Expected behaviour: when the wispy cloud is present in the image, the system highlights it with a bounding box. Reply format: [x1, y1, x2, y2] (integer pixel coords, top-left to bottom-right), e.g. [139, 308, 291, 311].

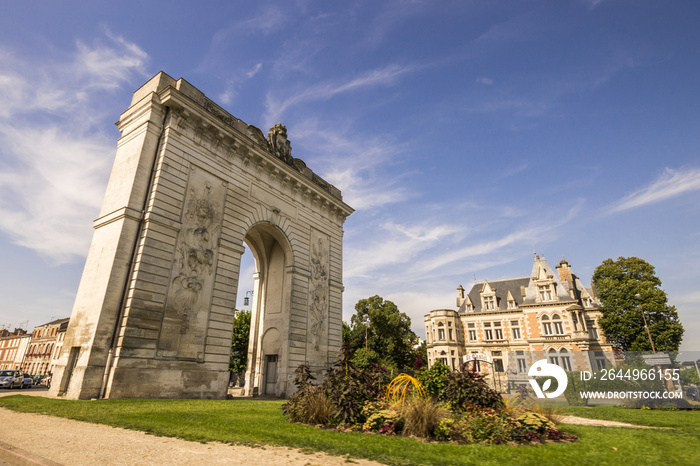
[345, 221, 462, 278]
[290, 119, 412, 210]
[264, 64, 414, 125]
[212, 6, 286, 43]
[476, 76, 493, 85]
[0, 33, 149, 263]
[219, 62, 264, 105]
[358, 198, 585, 281]
[608, 167, 700, 213]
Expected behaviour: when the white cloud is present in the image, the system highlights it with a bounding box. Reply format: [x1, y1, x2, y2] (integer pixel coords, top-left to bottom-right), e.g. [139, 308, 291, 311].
[608, 167, 700, 213]
[345, 221, 462, 278]
[476, 76, 493, 85]
[247, 62, 263, 79]
[74, 32, 148, 91]
[219, 63, 264, 106]
[264, 64, 414, 125]
[290, 119, 412, 210]
[0, 33, 149, 263]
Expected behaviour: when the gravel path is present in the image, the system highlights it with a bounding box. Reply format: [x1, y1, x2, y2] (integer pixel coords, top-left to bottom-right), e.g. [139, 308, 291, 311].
[558, 415, 661, 428]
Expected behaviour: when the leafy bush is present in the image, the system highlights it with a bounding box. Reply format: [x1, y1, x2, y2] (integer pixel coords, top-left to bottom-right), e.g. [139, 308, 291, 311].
[361, 400, 403, 434]
[442, 363, 504, 413]
[416, 362, 450, 399]
[352, 347, 380, 369]
[321, 347, 389, 425]
[516, 412, 555, 434]
[437, 409, 518, 444]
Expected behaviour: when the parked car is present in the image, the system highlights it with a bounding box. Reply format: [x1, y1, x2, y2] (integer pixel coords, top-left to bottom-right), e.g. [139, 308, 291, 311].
[22, 373, 33, 389]
[0, 370, 23, 389]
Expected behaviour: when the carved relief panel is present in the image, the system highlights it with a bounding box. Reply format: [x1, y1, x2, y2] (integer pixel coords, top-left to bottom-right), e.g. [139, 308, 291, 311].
[158, 167, 226, 360]
[308, 230, 330, 351]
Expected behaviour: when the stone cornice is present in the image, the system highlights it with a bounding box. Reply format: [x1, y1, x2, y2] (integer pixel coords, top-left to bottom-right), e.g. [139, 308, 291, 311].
[152, 85, 354, 223]
[93, 207, 142, 229]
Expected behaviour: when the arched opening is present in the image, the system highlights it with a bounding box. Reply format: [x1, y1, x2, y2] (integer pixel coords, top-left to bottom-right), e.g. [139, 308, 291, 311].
[239, 222, 293, 397]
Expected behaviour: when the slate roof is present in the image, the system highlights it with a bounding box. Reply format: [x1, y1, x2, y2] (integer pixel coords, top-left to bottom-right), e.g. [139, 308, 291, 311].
[460, 255, 592, 313]
[465, 277, 530, 313]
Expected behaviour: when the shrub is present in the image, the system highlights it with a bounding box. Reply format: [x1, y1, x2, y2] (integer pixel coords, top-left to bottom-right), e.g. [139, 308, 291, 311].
[416, 362, 450, 400]
[516, 412, 555, 434]
[282, 365, 319, 423]
[444, 410, 518, 444]
[321, 347, 389, 425]
[304, 387, 336, 425]
[400, 397, 448, 438]
[442, 363, 504, 413]
[352, 347, 380, 369]
[362, 401, 403, 433]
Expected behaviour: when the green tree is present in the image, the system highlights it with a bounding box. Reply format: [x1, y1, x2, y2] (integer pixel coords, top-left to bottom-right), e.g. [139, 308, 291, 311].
[342, 320, 352, 346]
[347, 295, 420, 371]
[592, 256, 683, 352]
[229, 310, 251, 376]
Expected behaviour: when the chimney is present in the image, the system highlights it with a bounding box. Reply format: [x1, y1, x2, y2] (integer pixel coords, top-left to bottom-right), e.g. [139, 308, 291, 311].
[556, 258, 572, 283]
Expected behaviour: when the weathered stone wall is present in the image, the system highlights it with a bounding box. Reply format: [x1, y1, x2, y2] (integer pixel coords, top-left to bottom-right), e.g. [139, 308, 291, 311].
[50, 72, 353, 399]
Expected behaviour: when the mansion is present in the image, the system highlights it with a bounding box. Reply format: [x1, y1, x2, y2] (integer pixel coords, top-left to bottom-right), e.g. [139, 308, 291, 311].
[424, 255, 614, 392]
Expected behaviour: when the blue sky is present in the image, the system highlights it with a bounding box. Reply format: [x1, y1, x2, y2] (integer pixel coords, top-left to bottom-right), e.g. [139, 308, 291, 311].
[1, 1, 698, 350]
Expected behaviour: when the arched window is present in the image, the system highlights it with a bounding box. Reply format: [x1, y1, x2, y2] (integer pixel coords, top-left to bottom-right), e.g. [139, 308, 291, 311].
[559, 348, 572, 371]
[547, 348, 559, 365]
[541, 315, 552, 335]
[437, 322, 446, 340]
[552, 314, 563, 334]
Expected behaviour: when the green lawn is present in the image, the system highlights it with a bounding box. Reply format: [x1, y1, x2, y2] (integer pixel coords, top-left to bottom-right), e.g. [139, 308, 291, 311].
[0, 396, 698, 465]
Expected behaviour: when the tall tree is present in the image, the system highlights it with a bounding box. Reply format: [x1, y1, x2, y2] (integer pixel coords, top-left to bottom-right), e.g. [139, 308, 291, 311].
[592, 256, 683, 352]
[229, 310, 251, 376]
[347, 295, 420, 371]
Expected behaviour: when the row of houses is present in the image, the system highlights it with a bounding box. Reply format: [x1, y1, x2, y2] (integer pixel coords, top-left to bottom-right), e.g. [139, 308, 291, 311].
[424, 255, 615, 392]
[0, 318, 69, 376]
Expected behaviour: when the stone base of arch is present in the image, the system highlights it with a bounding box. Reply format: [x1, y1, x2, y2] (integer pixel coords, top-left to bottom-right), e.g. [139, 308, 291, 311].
[49, 72, 353, 400]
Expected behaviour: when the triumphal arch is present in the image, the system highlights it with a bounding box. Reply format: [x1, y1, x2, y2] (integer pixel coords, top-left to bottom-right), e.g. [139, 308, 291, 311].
[49, 72, 353, 399]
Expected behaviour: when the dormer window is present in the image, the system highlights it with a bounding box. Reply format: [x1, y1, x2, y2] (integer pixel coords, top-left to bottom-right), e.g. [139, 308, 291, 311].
[506, 290, 517, 309]
[538, 284, 553, 301]
[480, 281, 497, 311]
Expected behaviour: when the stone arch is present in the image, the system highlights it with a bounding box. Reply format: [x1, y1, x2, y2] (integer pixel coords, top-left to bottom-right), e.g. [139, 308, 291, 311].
[241, 222, 293, 396]
[49, 73, 353, 400]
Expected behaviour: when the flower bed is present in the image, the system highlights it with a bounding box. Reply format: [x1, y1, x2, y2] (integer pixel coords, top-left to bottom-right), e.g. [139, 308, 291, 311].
[282, 352, 577, 445]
